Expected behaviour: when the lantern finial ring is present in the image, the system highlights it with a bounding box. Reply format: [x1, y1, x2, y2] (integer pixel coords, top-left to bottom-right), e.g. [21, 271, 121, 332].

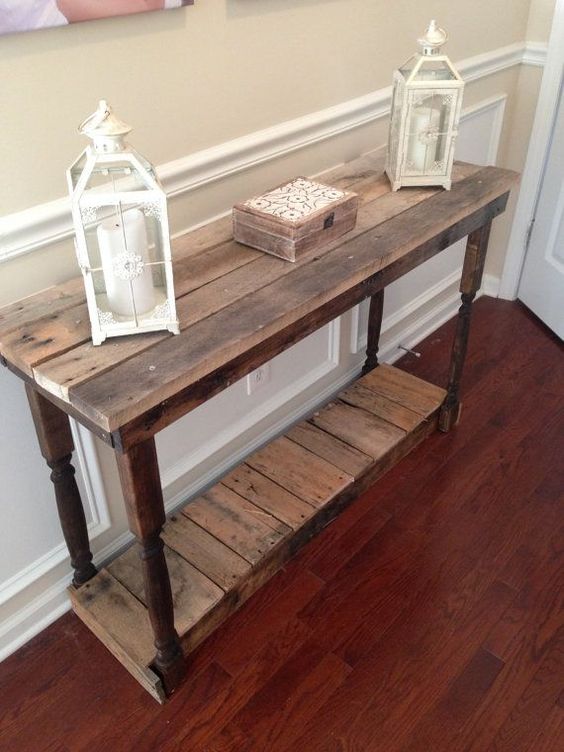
[78, 100, 132, 140]
[418, 20, 448, 55]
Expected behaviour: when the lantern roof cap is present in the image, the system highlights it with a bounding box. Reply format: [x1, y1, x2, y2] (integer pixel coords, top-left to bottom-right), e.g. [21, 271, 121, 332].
[79, 100, 132, 140]
[418, 20, 448, 55]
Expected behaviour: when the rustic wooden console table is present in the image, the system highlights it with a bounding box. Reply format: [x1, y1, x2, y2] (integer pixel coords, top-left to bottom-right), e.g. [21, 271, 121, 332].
[0, 155, 517, 702]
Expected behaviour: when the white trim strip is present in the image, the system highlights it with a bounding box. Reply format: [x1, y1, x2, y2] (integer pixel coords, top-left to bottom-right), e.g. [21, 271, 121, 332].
[0, 41, 546, 266]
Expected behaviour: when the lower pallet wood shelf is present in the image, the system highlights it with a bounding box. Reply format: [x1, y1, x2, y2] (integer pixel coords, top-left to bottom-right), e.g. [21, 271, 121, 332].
[69, 364, 446, 701]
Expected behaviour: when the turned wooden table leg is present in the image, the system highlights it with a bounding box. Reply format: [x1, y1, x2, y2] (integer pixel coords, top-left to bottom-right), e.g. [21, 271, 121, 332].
[115, 437, 185, 694]
[25, 385, 97, 587]
[362, 289, 385, 375]
[439, 221, 492, 432]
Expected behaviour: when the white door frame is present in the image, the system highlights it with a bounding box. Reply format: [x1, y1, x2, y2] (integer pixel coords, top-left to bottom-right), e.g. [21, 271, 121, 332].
[499, 0, 564, 299]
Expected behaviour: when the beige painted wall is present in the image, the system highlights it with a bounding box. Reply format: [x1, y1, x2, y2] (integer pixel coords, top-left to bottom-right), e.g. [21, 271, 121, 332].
[527, 0, 556, 39]
[0, 0, 531, 213]
[0, 0, 541, 307]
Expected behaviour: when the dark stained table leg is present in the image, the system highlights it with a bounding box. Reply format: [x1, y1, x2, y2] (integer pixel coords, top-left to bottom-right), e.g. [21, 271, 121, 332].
[115, 437, 186, 694]
[362, 289, 385, 375]
[439, 221, 492, 432]
[25, 384, 98, 587]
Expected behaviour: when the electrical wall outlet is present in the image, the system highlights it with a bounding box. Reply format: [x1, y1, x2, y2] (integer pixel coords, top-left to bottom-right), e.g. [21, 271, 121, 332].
[246, 364, 271, 395]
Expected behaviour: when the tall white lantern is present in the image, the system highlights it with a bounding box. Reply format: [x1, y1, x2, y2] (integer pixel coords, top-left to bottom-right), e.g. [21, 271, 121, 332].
[68, 101, 180, 346]
[386, 21, 464, 192]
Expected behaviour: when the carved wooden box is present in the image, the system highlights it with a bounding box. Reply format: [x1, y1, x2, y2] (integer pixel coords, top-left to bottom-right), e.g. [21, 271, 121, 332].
[233, 177, 359, 262]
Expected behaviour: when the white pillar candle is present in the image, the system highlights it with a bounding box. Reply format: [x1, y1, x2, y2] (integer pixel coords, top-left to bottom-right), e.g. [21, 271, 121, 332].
[97, 208, 155, 318]
[408, 108, 440, 172]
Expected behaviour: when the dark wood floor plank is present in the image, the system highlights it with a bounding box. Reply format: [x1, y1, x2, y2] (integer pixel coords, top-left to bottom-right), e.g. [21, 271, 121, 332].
[208, 643, 351, 752]
[0, 299, 562, 752]
[523, 698, 564, 752]
[398, 648, 505, 752]
[212, 568, 324, 678]
[485, 637, 564, 752]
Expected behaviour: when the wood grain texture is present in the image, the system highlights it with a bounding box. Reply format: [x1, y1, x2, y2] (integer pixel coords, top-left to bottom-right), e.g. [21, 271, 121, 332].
[310, 400, 407, 458]
[181, 485, 290, 565]
[246, 436, 353, 507]
[221, 464, 317, 529]
[1, 299, 560, 750]
[362, 362, 447, 417]
[67, 166, 513, 437]
[162, 514, 251, 591]
[0, 157, 516, 445]
[285, 421, 373, 478]
[65, 364, 443, 700]
[68, 571, 165, 703]
[108, 545, 224, 636]
[16, 155, 400, 396]
[339, 380, 424, 431]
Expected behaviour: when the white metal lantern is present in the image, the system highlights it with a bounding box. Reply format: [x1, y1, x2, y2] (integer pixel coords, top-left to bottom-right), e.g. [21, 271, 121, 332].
[68, 100, 180, 346]
[386, 21, 464, 192]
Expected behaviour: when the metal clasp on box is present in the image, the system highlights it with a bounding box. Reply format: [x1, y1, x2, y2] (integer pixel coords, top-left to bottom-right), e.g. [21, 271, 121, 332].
[324, 212, 335, 230]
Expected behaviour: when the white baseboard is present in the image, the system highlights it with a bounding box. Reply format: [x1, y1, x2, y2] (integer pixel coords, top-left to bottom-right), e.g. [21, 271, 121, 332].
[0, 41, 546, 265]
[481, 273, 501, 298]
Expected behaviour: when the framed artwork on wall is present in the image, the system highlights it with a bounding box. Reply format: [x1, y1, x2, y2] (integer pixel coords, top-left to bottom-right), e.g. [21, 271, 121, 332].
[0, 0, 194, 37]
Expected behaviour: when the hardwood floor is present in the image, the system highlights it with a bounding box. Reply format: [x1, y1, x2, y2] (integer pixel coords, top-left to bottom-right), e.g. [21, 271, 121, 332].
[0, 297, 562, 752]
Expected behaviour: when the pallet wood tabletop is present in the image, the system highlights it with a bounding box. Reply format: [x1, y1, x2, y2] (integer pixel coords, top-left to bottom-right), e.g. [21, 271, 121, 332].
[0, 154, 518, 447]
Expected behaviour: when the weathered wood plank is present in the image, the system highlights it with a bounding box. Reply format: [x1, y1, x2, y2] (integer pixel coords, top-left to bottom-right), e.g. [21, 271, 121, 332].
[63, 166, 515, 435]
[310, 400, 406, 459]
[107, 544, 224, 636]
[285, 421, 373, 478]
[221, 465, 317, 530]
[363, 363, 446, 417]
[12, 155, 388, 386]
[68, 570, 165, 702]
[162, 514, 251, 591]
[0, 278, 85, 338]
[0, 214, 235, 345]
[1, 240, 260, 378]
[339, 380, 424, 431]
[30, 162, 484, 407]
[246, 436, 353, 508]
[182, 485, 291, 565]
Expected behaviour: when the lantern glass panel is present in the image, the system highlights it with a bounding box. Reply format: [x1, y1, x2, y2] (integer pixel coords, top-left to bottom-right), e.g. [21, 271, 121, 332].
[404, 91, 454, 176]
[83, 200, 169, 325]
[414, 58, 457, 81]
[69, 152, 89, 192]
[387, 76, 405, 173]
[399, 55, 418, 79]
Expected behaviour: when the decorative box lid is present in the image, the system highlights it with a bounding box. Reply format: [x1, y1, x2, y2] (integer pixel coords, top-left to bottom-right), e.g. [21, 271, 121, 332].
[242, 178, 353, 225]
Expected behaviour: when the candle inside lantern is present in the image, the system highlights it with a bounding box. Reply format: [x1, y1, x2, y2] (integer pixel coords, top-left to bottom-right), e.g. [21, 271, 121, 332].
[97, 208, 155, 318]
[408, 108, 440, 172]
